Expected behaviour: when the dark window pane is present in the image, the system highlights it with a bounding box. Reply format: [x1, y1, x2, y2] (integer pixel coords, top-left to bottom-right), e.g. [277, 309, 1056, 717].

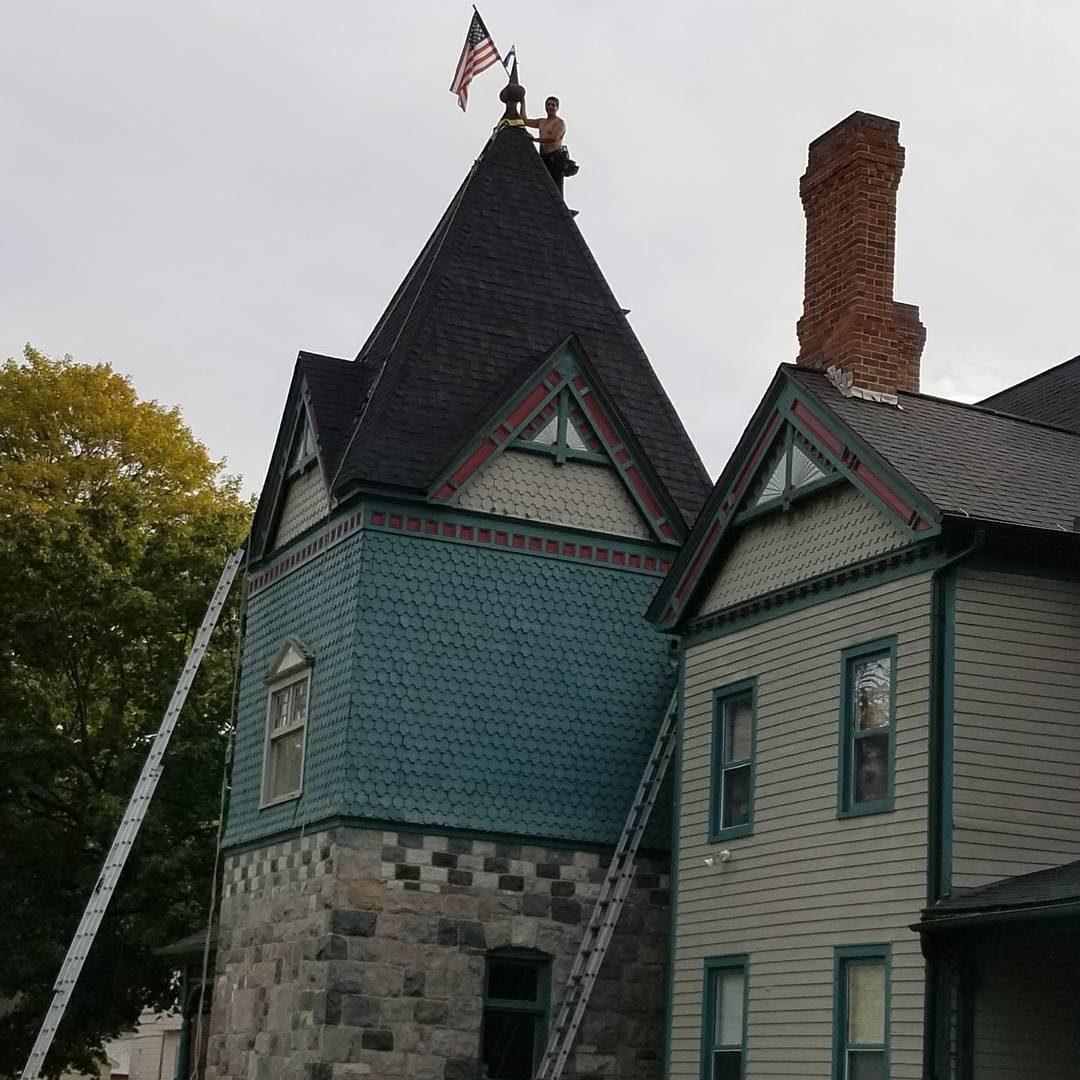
[848, 1049, 885, 1080]
[712, 1049, 742, 1080]
[722, 765, 751, 827]
[852, 655, 891, 731]
[853, 732, 889, 804]
[723, 697, 752, 763]
[487, 959, 539, 1002]
[483, 1010, 537, 1079]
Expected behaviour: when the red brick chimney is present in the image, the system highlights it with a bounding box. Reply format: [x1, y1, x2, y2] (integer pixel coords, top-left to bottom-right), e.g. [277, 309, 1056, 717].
[796, 111, 925, 396]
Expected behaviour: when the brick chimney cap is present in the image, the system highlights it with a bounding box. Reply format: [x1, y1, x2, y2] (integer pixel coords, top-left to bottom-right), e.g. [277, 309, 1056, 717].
[807, 110, 900, 155]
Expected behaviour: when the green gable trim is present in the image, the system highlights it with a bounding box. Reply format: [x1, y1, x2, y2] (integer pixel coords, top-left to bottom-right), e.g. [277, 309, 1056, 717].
[648, 370, 943, 631]
[682, 543, 944, 648]
[430, 336, 684, 545]
[837, 637, 898, 819]
[832, 944, 892, 1080]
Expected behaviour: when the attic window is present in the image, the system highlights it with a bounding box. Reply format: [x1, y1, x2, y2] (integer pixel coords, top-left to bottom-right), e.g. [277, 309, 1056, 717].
[514, 389, 605, 464]
[288, 414, 317, 473]
[751, 428, 834, 509]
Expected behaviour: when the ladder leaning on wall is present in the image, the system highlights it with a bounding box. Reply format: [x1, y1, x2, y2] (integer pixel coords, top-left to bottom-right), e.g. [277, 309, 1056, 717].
[533, 688, 679, 1080]
[20, 548, 246, 1080]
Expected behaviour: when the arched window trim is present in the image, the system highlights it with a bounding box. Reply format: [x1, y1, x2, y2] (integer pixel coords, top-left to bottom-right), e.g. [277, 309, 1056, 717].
[260, 638, 314, 808]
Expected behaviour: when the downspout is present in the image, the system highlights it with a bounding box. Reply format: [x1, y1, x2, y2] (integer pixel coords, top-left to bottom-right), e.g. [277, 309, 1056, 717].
[922, 527, 984, 1080]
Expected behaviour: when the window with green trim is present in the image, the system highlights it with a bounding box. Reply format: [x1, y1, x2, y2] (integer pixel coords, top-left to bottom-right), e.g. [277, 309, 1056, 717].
[834, 946, 890, 1080]
[710, 681, 755, 839]
[839, 640, 896, 816]
[481, 950, 550, 1079]
[287, 413, 317, 473]
[701, 955, 748, 1080]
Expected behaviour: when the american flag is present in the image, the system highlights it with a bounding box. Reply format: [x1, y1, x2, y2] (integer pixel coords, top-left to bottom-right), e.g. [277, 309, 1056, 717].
[449, 11, 500, 112]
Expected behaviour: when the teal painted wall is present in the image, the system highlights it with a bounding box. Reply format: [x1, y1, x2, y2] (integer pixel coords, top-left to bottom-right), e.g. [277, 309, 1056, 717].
[224, 523, 675, 848]
[225, 531, 365, 845]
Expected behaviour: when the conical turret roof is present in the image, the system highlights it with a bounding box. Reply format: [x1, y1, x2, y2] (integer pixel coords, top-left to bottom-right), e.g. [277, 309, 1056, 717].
[317, 121, 709, 524]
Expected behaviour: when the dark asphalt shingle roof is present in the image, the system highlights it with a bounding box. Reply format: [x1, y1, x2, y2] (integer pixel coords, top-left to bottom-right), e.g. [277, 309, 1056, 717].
[980, 354, 1080, 432]
[298, 351, 375, 482]
[329, 123, 710, 524]
[788, 367, 1080, 533]
[923, 859, 1080, 923]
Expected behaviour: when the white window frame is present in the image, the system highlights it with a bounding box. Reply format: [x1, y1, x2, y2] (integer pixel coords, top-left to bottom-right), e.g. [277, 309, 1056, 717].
[260, 639, 313, 808]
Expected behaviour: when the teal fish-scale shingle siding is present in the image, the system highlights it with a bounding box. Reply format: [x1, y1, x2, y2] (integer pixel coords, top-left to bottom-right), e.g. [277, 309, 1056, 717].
[224, 531, 365, 847]
[349, 531, 673, 845]
[224, 521, 674, 849]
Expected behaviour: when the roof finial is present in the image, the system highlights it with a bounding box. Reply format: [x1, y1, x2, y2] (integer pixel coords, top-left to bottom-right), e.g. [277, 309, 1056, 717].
[499, 56, 525, 121]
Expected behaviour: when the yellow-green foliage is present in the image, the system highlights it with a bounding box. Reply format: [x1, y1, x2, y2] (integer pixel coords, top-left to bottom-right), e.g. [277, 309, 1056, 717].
[0, 346, 252, 1078]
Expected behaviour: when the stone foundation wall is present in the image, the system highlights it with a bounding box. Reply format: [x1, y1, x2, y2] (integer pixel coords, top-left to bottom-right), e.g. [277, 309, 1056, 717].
[205, 825, 669, 1080]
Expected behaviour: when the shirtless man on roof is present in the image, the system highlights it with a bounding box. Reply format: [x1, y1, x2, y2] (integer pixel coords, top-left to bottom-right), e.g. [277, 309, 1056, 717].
[522, 95, 570, 193]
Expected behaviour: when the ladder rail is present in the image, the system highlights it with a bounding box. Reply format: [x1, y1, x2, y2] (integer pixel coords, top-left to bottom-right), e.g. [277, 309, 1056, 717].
[21, 548, 245, 1080]
[534, 689, 678, 1080]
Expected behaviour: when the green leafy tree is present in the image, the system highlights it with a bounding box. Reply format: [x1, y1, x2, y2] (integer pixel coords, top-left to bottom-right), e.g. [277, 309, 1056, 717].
[0, 347, 251, 1078]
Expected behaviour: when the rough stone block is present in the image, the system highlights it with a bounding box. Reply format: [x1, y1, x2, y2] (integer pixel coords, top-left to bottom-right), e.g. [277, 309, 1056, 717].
[330, 910, 377, 937]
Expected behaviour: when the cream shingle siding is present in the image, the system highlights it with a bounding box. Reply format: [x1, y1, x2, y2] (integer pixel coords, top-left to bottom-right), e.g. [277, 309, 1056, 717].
[455, 449, 653, 538]
[951, 569, 1080, 889]
[698, 485, 910, 616]
[673, 573, 934, 1079]
[272, 466, 330, 550]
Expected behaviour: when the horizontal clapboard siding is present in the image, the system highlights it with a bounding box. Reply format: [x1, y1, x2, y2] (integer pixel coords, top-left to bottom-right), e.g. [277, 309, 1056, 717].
[952, 570, 1080, 889]
[672, 572, 934, 1079]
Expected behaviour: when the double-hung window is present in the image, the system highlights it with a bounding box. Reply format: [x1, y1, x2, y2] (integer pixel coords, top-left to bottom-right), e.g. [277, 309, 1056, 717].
[701, 956, 748, 1080]
[481, 950, 550, 1079]
[839, 640, 896, 816]
[261, 639, 313, 806]
[710, 680, 756, 840]
[834, 946, 890, 1080]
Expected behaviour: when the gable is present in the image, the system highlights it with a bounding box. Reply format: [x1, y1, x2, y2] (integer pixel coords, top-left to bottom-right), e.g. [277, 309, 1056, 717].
[431, 339, 681, 544]
[649, 369, 942, 630]
[695, 483, 911, 618]
[272, 464, 330, 550]
[455, 449, 653, 539]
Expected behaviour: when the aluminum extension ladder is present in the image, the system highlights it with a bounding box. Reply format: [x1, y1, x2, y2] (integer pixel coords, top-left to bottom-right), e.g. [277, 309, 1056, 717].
[534, 688, 679, 1080]
[21, 548, 245, 1080]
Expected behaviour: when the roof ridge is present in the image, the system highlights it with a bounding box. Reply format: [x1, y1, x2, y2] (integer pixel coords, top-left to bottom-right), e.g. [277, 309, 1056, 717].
[979, 352, 1080, 405]
[899, 387, 1080, 438]
[783, 364, 1080, 438]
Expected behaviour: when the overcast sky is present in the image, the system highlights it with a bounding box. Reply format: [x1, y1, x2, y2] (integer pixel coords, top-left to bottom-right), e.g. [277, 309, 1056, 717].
[3, 2, 1079, 495]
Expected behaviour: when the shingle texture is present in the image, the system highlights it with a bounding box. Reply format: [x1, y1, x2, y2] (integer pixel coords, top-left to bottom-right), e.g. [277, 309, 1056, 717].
[979, 355, 1080, 432]
[925, 858, 1080, 919]
[698, 483, 909, 615]
[272, 465, 329, 549]
[332, 124, 709, 524]
[226, 527, 674, 849]
[789, 367, 1080, 532]
[349, 532, 673, 845]
[225, 531, 365, 846]
[455, 449, 652, 539]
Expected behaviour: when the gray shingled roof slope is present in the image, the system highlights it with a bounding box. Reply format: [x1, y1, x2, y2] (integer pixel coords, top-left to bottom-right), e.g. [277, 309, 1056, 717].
[331, 122, 710, 524]
[788, 367, 1080, 533]
[924, 859, 1080, 920]
[980, 354, 1080, 432]
[298, 351, 375, 482]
